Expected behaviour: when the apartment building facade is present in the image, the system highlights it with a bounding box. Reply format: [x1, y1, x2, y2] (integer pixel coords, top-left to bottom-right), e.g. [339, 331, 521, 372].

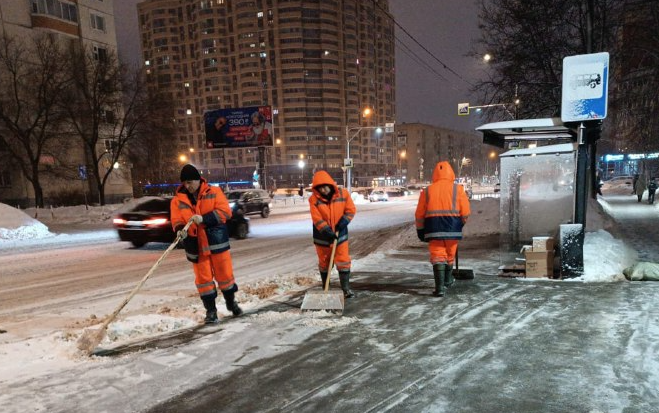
[137, 0, 396, 189]
[396, 123, 486, 185]
[0, 0, 132, 207]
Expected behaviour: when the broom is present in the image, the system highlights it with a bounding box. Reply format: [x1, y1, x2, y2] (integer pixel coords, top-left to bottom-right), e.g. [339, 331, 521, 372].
[77, 219, 193, 355]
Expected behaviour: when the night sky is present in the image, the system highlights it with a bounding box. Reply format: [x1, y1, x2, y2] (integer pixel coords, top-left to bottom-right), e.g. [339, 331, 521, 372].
[114, 0, 484, 133]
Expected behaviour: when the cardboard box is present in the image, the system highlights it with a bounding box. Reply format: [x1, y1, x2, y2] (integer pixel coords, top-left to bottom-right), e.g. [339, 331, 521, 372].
[532, 236, 554, 252]
[524, 250, 554, 278]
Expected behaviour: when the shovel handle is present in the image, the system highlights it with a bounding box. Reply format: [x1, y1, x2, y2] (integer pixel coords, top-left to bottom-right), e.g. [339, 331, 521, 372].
[324, 232, 339, 291]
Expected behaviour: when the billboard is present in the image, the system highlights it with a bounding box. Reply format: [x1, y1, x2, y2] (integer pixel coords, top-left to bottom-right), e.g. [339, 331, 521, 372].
[204, 106, 274, 148]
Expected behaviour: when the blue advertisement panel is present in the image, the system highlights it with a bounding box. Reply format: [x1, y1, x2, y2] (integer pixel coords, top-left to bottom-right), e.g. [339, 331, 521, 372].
[204, 106, 274, 148]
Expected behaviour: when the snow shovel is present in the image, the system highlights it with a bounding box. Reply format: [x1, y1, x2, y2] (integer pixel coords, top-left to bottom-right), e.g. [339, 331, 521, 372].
[300, 233, 344, 312]
[453, 247, 474, 280]
[77, 219, 194, 355]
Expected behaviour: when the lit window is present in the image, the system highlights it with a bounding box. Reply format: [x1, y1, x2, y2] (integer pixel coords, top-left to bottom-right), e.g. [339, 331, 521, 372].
[186, 109, 192, 115]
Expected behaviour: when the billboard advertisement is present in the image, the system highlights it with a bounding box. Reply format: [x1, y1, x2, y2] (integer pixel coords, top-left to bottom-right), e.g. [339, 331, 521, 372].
[204, 106, 274, 148]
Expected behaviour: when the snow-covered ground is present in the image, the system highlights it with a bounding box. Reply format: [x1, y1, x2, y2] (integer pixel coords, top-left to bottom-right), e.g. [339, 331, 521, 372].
[0, 192, 657, 413]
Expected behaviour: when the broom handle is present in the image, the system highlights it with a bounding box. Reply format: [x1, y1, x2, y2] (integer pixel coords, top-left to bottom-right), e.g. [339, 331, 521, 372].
[97, 219, 193, 332]
[323, 232, 339, 291]
[455, 247, 459, 272]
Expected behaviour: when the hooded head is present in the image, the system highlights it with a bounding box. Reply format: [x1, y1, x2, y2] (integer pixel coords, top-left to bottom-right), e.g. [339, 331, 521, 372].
[432, 161, 456, 183]
[180, 164, 201, 182]
[311, 170, 338, 200]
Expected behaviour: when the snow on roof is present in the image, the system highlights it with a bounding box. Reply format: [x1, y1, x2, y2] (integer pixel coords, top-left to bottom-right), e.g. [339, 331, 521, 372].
[500, 143, 576, 157]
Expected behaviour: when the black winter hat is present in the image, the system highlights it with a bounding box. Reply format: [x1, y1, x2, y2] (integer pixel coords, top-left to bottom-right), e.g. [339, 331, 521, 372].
[180, 164, 201, 181]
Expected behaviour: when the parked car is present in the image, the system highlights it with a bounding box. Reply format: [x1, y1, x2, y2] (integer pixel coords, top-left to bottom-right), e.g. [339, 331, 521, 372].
[600, 175, 634, 194]
[225, 189, 273, 218]
[369, 190, 389, 202]
[113, 196, 249, 248]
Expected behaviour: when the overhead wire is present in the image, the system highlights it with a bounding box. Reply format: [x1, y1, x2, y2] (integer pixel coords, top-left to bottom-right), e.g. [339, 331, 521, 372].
[374, 0, 475, 88]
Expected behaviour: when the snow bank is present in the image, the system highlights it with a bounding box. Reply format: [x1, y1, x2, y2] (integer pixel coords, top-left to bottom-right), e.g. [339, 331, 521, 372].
[0, 203, 53, 241]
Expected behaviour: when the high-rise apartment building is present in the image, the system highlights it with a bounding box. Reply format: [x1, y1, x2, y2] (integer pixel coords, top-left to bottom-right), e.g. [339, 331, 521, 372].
[0, 0, 132, 207]
[137, 0, 395, 188]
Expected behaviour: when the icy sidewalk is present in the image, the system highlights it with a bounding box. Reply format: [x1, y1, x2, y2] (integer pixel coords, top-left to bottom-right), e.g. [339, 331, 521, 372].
[145, 266, 659, 413]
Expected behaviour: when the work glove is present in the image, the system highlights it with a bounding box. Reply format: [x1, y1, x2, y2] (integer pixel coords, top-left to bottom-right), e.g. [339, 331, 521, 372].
[177, 229, 188, 240]
[191, 214, 203, 225]
[416, 229, 425, 242]
[322, 227, 338, 240]
[335, 217, 350, 232]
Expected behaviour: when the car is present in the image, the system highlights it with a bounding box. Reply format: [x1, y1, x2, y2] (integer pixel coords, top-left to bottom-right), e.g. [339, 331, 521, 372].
[369, 189, 388, 202]
[600, 175, 634, 194]
[113, 196, 249, 248]
[225, 189, 272, 218]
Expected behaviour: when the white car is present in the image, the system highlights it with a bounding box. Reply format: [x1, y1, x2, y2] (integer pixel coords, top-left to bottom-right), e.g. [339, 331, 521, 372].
[369, 190, 388, 202]
[600, 176, 634, 194]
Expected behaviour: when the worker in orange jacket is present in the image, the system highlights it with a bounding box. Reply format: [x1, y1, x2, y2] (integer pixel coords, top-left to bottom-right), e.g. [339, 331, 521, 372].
[309, 170, 357, 298]
[171, 164, 242, 324]
[415, 161, 471, 297]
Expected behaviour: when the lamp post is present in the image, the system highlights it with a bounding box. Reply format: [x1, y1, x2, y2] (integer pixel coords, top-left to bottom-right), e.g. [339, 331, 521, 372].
[298, 159, 305, 187]
[344, 125, 382, 193]
[398, 150, 406, 184]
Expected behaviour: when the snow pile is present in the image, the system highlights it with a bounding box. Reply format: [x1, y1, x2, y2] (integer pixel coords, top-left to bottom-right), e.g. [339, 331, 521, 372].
[580, 230, 636, 282]
[0, 203, 53, 241]
[100, 314, 197, 344]
[463, 197, 500, 236]
[250, 309, 359, 328]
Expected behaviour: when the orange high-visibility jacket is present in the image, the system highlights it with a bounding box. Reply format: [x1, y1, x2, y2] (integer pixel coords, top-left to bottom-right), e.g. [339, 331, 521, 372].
[415, 161, 470, 240]
[309, 170, 356, 246]
[171, 179, 233, 262]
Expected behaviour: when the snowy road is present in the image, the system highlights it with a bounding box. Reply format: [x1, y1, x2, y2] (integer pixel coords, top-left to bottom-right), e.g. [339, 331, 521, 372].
[0, 200, 417, 339]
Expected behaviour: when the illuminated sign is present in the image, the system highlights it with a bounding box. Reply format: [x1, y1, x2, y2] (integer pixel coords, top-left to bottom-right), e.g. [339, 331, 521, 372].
[604, 154, 624, 162]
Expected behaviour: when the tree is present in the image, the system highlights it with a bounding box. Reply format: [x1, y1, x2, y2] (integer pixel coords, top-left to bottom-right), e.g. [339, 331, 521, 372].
[0, 33, 72, 208]
[608, 0, 659, 166]
[62, 46, 157, 205]
[470, 0, 622, 121]
[124, 86, 179, 196]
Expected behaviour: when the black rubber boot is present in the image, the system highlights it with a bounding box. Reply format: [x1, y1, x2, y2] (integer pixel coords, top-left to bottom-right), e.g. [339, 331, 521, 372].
[222, 284, 243, 317]
[338, 271, 355, 298]
[201, 292, 219, 324]
[320, 271, 328, 288]
[432, 264, 446, 297]
[445, 264, 455, 287]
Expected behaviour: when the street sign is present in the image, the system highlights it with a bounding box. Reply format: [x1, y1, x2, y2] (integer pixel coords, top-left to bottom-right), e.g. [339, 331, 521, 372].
[561, 52, 609, 122]
[385, 122, 395, 133]
[343, 158, 353, 168]
[458, 103, 470, 116]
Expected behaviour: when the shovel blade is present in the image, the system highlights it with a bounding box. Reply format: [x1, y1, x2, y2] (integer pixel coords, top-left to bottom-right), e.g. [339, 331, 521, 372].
[301, 288, 345, 312]
[453, 268, 475, 280]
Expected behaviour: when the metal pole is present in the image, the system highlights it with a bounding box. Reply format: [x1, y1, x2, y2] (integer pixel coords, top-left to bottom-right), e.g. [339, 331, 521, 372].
[346, 126, 352, 193]
[222, 148, 229, 191]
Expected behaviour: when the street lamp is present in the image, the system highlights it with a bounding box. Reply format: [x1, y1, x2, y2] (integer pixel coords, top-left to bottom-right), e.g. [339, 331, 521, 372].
[345, 126, 383, 193]
[398, 150, 406, 184]
[298, 159, 305, 186]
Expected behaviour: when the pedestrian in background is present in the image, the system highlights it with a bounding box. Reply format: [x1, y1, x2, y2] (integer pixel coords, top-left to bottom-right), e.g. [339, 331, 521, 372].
[171, 164, 243, 324]
[632, 174, 640, 195]
[648, 177, 657, 205]
[309, 170, 357, 298]
[635, 173, 647, 203]
[415, 161, 471, 297]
